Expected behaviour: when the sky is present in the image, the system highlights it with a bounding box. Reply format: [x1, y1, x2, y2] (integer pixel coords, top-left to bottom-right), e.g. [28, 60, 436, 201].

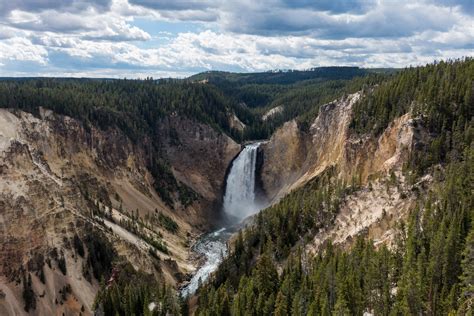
[0, 0, 473, 78]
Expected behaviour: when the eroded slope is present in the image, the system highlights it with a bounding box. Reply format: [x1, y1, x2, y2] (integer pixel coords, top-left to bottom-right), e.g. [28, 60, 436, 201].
[0, 108, 239, 315]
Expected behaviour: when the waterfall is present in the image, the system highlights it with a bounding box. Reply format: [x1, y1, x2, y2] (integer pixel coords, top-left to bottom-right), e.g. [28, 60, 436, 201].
[181, 142, 263, 297]
[223, 142, 261, 220]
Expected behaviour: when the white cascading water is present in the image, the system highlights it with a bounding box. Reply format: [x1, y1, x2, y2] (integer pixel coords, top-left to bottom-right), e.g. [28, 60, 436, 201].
[223, 142, 261, 219]
[180, 143, 262, 297]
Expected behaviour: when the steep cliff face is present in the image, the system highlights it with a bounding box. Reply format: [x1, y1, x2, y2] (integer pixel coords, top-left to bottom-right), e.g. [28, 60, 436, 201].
[0, 108, 239, 315]
[260, 93, 358, 201]
[260, 92, 426, 249]
[157, 116, 240, 214]
[259, 120, 307, 201]
[261, 92, 418, 198]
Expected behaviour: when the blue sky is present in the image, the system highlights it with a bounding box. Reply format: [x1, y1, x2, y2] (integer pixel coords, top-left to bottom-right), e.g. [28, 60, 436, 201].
[0, 0, 472, 78]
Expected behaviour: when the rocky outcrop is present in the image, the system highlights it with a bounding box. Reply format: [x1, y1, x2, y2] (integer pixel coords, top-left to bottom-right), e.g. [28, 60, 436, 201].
[157, 116, 240, 205]
[260, 92, 426, 250]
[261, 93, 359, 201]
[259, 120, 307, 201]
[229, 114, 246, 132]
[307, 171, 417, 253]
[261, 92, 418, 201]
[262, 106, 283, 121]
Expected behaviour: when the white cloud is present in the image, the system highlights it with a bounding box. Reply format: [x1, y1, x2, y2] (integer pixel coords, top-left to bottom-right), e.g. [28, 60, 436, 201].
[0, 0, 112, 16]
[0, 37, 48, 64]
[6, 8, 151, 42]
[0, 0, 472, 77]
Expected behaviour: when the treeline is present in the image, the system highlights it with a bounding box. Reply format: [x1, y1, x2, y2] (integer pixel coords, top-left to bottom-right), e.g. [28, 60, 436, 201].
[351, 58, 474, 174]
[0, 78, 243, 141]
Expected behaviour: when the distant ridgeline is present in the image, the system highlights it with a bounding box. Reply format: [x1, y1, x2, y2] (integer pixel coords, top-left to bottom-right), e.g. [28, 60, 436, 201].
[188, 66, 394, 139]
[195, 58, 474, 315]
[188, 66, 372, 85]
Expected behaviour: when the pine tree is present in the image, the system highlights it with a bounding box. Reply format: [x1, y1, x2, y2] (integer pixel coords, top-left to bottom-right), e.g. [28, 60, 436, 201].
[459, 226, 474, 314]
[275, 290, 289, 316]
[333, 294, 351, 316]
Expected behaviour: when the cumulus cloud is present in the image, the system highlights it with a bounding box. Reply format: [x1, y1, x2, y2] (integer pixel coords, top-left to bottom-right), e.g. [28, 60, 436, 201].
[220, 1, 460, 38]
[0, 37, 48, 64]
[0, 0, 472, 77]
[0, 0, 111, 16]
[4, 6, 151, 41]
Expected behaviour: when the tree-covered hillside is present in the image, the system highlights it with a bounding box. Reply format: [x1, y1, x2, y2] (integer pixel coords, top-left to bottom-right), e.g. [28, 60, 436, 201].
[189, 67, 386, 140]
[0, 78, 245, 142]
[351, 59, 474, 175]
[195, 58, 474, 315]
[188, 67, 369, 86]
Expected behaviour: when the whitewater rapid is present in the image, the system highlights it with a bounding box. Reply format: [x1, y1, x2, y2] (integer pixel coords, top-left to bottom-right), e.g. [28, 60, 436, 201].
[180, 228, 231, 297]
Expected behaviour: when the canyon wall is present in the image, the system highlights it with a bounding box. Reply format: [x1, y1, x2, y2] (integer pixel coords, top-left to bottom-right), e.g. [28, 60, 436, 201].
[0, 108, 239, 315]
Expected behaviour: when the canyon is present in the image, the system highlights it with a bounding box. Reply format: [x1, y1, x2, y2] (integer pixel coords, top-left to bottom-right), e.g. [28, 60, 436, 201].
[0, 90, 423, 315]
[0, 59, 472, 315]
